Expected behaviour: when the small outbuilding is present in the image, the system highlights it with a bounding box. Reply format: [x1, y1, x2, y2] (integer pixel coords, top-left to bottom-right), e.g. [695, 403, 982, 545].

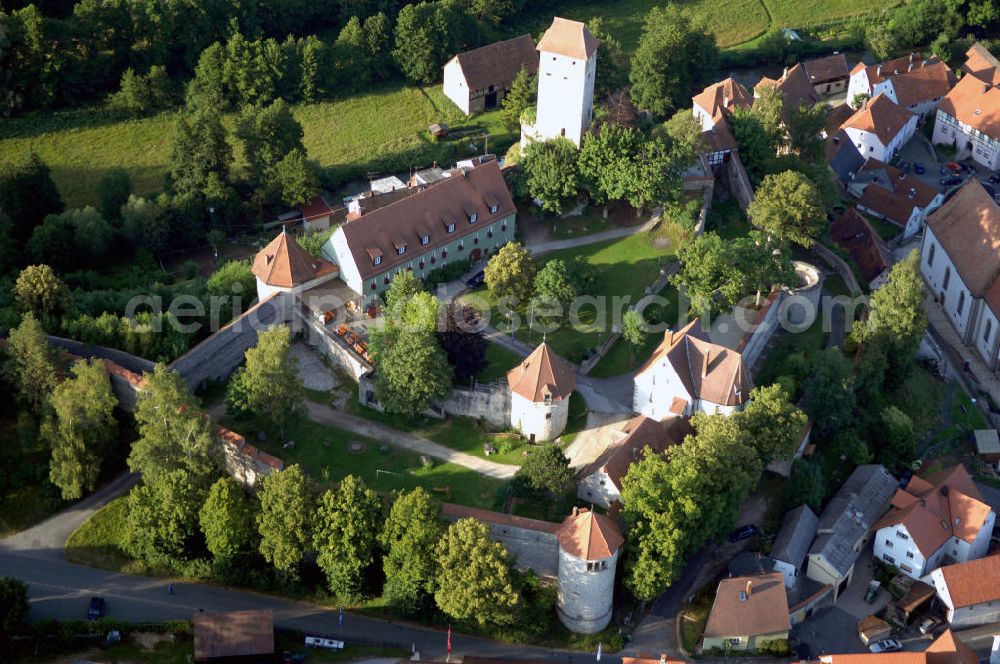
[442, 34, 538, 115]
[975, 429, 1000, 468]
[193, 610, 274, 661]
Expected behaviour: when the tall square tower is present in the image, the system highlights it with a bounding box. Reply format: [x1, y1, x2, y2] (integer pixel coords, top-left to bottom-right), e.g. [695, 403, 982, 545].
[521, 17, 599, 149]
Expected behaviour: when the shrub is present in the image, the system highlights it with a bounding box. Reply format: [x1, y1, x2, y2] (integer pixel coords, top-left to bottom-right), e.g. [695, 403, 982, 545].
[425, 257, 472, 287]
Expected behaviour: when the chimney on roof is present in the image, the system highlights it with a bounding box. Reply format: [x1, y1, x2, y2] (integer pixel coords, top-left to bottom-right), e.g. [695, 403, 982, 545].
[941, 485, 949, 496]
[572, 506, 579, 517]
[909, 52, 914, 63]
[702, 350, 711, 377]
[745, 579, 753, 599]
[723, 91, 731, 108]
[877, 64, 882, 77]
[909, 187, 916, 199]
[783, 66, 789, 79]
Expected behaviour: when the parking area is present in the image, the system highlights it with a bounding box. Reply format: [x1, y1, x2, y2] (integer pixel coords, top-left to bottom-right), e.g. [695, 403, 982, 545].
[896, 133, 1000, 201]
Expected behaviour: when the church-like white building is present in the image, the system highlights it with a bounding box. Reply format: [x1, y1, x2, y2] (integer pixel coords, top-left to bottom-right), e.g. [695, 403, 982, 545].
[520, 17, 599, 149]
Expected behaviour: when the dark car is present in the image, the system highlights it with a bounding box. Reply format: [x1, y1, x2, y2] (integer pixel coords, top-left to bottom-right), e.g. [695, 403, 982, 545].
[728, 524, 760, 542]
[914, 162, 925, 174]
[940, 175, 963, 186]
[989, 172, 1000, 184]
[869, 639, 903, 654]
[87, 596, 105, 620]
[466, 271, 485, 289]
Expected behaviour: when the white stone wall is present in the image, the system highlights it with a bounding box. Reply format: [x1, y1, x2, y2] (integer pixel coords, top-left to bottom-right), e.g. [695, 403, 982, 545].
[442, 383, 511, 430]
[577, 470, 618, 509]
[933, 110, 1000, 170]
[533, 49, 596, 147]
[773, 559, 797, 588]
[632, 360, 691, 420]
[556, 546, 618, 633]
[847, 70, 871, 105]
[843, 120, 915, 163]
[693, 102, 715, 131]
[974, 305, 1000, 371]
[921, 227, 977, 342]
[510, 391, 569, 442]
[324, 226, 364, 296]
[442, 58, 470, 115]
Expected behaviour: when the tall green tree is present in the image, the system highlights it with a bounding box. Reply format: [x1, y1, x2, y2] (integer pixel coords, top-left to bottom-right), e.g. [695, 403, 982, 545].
[129, 364, 217, 485]
[513, 444, 573, 497]
[97, 167, 133, 220]
[435, 518, 519, 626]
[314, 475, 383, 599]
[499, 66, 535, 130]
[736, 383, 807, 467]
[393, 1, 474, 84]
[226, 326, 305, 441]
[484, 241, 535, 304]
[787, 102, 827, 162]
[587, 17, 629, 100]
[747, 170, 825, 247]
[235, 99, 305, 189]
[43, 359, 118, 500]
[533, 259, 577, 310]
[13, 264, 72, 324]
[380, 487, 443, 613]
[621, 414, 761, 600]
[168, 108, 233, 198]
[371, 327, 452, 416]
[124, 469, 204, 563]
[621, 308, 647, 351]
[521, 138, 580, 214]
[579, 123, 676, 213]
[629, 3, 719, 116]
[120, 196, 171, 255]
[199, 477, 256, 560]
[877, 405, 916, 473]
[671, 232, 743, 316]
[4, 312, 59, 415]
[751, 85, 784, 147]
[852, 250, 927, 388]
[784, 459, 825, 510]
[257, 464, 313, 577]
[273, 148, 319, 207]
[0, 151, 63, 246]
[803, 348, 856, 437]
[384, 271, 424, 317]
[729, 108, 775, 183]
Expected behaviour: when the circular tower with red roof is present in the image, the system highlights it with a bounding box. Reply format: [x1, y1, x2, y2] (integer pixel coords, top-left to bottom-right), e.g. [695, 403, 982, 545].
[556, 507, 624, 633]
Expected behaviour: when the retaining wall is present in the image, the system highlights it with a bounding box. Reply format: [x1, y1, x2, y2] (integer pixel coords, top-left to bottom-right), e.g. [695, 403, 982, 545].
[441, 383, 510, 429]
[725, 150, 755, 211]
[169, 293, 290, 390]
[442, 503, 560, 577]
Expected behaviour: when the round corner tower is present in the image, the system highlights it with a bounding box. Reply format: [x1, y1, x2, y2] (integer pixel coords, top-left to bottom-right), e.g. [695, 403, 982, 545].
[555, 507, 623, 634]
[506, 342, 576, 442]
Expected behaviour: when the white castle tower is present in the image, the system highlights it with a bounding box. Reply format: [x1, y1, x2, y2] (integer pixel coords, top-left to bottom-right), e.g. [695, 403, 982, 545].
[556, 507, 624, 633]
[506, 342, 576, 443]
[520, 17, 599, 149]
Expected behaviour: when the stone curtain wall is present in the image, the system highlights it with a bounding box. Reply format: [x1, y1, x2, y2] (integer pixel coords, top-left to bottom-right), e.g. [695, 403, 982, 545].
[725, 150, 756, 211]
[49, 335, 155, 375]
[442, 504, 560, 577]
[169, 293, 291, 390]
[441, 383, 511, 429]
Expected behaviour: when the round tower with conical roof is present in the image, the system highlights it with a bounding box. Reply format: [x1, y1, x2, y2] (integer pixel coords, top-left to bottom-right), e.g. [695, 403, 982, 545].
[506, 342, 576, 442]
[556, 507, 623, 633]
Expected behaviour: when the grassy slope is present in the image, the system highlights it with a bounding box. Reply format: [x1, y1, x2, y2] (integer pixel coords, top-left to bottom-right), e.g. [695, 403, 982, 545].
[65, 496, 134, 572]
[0, 86, 506, 209]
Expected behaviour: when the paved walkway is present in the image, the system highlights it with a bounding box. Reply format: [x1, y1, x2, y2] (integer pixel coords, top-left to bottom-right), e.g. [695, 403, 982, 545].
[0, 472, 138, 560]
[527, 215, 660, 256]
[303, 402, 519, 480]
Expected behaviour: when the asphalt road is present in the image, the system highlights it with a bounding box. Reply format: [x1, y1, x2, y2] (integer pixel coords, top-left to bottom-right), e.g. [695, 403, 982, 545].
[0, 549, 604, 663]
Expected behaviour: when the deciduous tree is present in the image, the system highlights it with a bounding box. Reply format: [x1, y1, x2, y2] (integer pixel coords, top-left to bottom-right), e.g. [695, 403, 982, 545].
[257, 464, 313, 576]
[168, 108, 233, 198]
[803, 348, 856, 437]
[314, 475, 383, 599]
[629, 3, 719, 116]
[14, 264, 72, 324]
[97, 167, 133, 220]
[499, 66, 535, 130]
[0, 577, 30, 636]
[273, 148, 319, 207]
[533, 259, 577, 310]
[235, 99, 305, 189]
[371, 328, 452, 416]
[380, 487, 443, 613]
[747, 170, 825, 247]
[4, 312, 59, 415]
[877, 406, 915, 473]
[0, 151, 63, 246]
[130, 364, 216, 485]
[514, 444, 572, 496]
[784, 459, 825, 510]
[736, 383, 807, 467]
[484, 241, 535, 304]
[621, 309, 647, 350]
[199, 477, 256, 559]
[124, 469, 204, 563]
[226, 326, 305, 441]
[435, 518, 519, 626]
[522, 138, 580, 215]
[44, 359, 118, 500]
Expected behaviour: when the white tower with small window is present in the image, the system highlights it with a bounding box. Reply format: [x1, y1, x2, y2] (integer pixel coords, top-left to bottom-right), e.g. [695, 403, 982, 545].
[556, 507, 623, 633]
[520, 17, 599, 149]
[506, 342, 576, 442]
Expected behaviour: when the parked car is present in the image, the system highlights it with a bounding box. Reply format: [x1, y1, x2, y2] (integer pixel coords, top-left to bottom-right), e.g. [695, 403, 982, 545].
[914, 162, 925, 174]
[465, 271, 485, 289]
[869, 640, 903, 654]
[87, 596, 105, 620]
[946, 162, 962, 173]
[919, 617, 944, 635]
[728, 524, 760, 542]
[864, 580, 881, 603]
[940, 175, 963, 186]
[988, 172, 1000, 184]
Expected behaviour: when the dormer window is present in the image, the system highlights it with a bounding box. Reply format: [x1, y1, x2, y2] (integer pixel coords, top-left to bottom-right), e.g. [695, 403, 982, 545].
[447, 223, 455, 233]
[367, 247, 383, 266]
[490, 204, 498, 214]
[374, 255, 382, 266]
[397, 246, 405, 255]
[469, 213, 478, 223]
[420, 234, 430, 245]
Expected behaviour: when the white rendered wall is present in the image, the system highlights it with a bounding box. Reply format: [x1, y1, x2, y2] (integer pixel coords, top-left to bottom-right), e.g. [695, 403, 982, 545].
[442, 59, 471, 115]
[324, 227, 364, 296]
[921, 227, 976, 342]
[693, 102, 716, 131]
[577, 470, 618, 509]
[533, 49, 596, 147]
[632, 361, 691, 420]
[510, 391, 570, 442]
[847, 70, 871, 105]
[556, 546, 618, 633]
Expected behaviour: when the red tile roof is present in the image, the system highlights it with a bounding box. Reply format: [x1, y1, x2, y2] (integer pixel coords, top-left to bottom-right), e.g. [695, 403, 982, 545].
[963, 42, 1000, 86]
[938, 71, 1000, 140]
[888, 60, 955, 108]
[693, 78, 754, 122]
[804, 53, 850, 84]
[756, 63, 820, 113]
[507, 342, 576, 403]
[704, 573, 789, 638]
[193, 610, 274, 660]
[841, 93, 915, 146]
[936, 554, 1000, 609]
[595, 416, 685, 490]
[536, 17, 599, 60]
[556, 507, 624, 560]
[854, 158, 938, 227]
[830, 208, 890, 284]
[252, 231, 338, 288]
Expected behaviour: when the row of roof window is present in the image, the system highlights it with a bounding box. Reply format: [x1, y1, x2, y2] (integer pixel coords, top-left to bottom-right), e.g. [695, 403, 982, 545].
[366, 205, 502, 266]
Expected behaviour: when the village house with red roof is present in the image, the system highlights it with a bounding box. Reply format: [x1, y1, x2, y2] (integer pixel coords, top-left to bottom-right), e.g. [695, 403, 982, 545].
[925, 554, 1000, 628]
[873, 465, 995, 579]
[933, 44, 1000, 170]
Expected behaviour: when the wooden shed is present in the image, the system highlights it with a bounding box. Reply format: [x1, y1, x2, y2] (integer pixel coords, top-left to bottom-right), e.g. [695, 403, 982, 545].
[193, 610, 274, 661]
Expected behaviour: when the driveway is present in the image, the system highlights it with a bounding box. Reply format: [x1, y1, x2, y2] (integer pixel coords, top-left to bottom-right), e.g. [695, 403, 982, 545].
[563, 412, 631, 471]
[0, 472, 138, 561]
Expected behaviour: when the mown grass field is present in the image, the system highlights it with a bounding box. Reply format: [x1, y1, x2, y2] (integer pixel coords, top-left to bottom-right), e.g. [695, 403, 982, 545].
[0, 85, 512, 209]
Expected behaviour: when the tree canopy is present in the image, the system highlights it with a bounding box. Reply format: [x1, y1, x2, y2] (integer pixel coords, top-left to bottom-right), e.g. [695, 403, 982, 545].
[380, 487, 443, 613]
[199, 477, 256, 560]
[256, 464, 313, 576]
[521, 138, 580, 215]
[4, 312, 59, 415]
[124, 469, 205, 563]
[13, 264, 72, 326]
[313, 475, 383, 599]
[747, 170, 825, 247]
[484, 241, 535, 305]
[226, 326, 305, 440]
[435, 518, 519, 626]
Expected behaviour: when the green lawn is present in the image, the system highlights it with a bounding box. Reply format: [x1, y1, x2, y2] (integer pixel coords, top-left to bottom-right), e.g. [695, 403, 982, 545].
[588, 298, 678, 378]
[472, 232, 679, 364]
[476, 343, 524, 383]
[230, 414, 506, 507]
[888, 366, 946, 440]
[0, 85, 512, 208]
[65, 496, 136, 572]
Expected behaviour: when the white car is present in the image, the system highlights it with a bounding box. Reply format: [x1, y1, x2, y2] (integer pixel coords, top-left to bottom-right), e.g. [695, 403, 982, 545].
[869, 639, 903, 653]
